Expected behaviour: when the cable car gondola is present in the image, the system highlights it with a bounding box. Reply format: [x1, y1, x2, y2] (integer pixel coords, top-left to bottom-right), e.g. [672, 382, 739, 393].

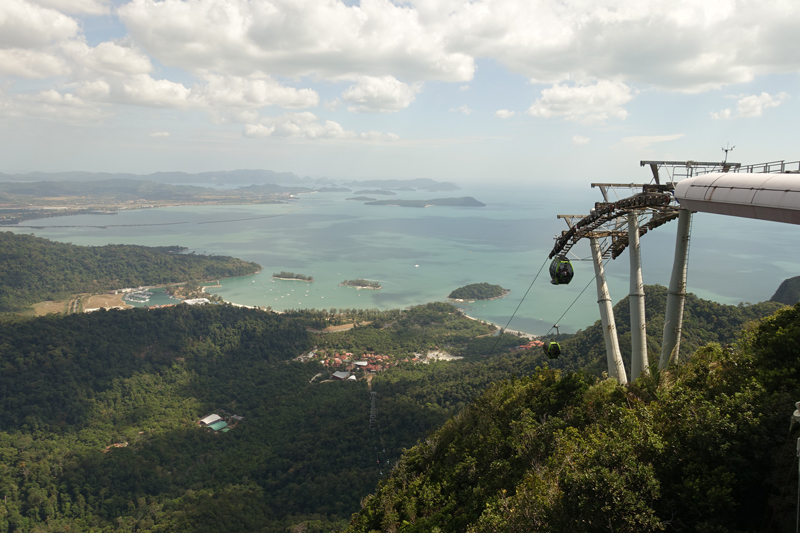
[549, 256, 574, 285]
[543, 341, 561, 359]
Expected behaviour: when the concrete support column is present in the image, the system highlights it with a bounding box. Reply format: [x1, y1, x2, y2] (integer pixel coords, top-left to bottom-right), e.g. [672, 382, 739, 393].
[590, 237, 628, 384]
[628, 212, 649, 380]
[660, 209, 692, 369]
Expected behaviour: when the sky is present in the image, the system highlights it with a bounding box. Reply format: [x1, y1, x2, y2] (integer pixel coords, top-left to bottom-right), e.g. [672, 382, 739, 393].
[2, 0, 799, 184]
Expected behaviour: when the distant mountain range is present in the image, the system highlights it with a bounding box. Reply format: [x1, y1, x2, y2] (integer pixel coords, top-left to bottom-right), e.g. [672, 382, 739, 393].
[0, 170, 461, 191]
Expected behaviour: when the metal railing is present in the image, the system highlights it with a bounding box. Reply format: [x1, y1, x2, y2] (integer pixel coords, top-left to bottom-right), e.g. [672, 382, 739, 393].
[696, 160, 800, 175]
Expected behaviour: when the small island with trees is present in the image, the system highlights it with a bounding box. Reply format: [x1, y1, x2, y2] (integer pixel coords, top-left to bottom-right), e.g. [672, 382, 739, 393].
[272, 271, 314, 282]
[341, 278, 382, 289]
[448, 282, 509, 301]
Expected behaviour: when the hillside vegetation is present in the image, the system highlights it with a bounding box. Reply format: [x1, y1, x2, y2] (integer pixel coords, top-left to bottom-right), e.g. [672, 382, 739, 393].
[0, 228, 793, 533]
[348, 302, 800, 532]
[771, 275, 800, 305]
[0, 232, 261, 312]
[448, 283, 508, 300]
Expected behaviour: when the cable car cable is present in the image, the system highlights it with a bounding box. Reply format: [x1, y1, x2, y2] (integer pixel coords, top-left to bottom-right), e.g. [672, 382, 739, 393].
[544, 254, 612, 336]
[487, 257, 549, 356]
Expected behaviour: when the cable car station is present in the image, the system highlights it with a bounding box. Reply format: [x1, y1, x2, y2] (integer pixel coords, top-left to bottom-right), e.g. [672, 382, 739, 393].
[548, 158, 800, 384]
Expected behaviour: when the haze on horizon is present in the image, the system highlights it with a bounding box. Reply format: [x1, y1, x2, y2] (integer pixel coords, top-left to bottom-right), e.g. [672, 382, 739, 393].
[1, 0, 798, 186]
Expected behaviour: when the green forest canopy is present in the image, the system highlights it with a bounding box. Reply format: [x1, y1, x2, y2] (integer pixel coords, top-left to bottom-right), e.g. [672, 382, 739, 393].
[448, 282, 508, 300]
[0, 282, 790, 532]
[0, 231, 261, 312]
[348, 302, 800, 532]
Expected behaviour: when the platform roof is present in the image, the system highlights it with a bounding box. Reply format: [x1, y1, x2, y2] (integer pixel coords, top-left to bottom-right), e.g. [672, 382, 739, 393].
[674, 172, 800, 225]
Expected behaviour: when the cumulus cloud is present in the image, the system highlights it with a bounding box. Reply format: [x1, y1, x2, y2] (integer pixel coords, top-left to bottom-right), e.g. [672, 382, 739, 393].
[571, 135, 590, 146]
[341, 76, 421, 113]
[64, 40, 153, 76]
[30, 0, 109, 15]
[150, 131, 169, 137]
[711, 92, 788, 119]
[710, 108, 733, 120]
[243, 112, 398, 141]
[494, 109, 515, 119]
[200, 75, 319, 109]
[442, 0, 800, 92]
[0, 48, 69, 78]
[118, 0, 474, 82]
[0, 0, 79, 49]
[451, 105, 474, 115]
[0, 88, 109, 121]
[5, 0, 800, 132]
[528, 81, 634, 124]
[736, 92, 788, 117]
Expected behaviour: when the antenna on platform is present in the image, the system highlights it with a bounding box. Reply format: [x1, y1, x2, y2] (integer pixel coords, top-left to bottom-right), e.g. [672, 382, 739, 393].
[722, 143, 735, 164]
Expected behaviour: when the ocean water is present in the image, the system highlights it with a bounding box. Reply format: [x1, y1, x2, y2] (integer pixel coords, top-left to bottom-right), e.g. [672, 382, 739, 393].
[7, 185, 799, 334]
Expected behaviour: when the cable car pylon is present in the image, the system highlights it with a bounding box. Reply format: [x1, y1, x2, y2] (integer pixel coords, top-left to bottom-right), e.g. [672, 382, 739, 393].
[546, 159, 745, 380]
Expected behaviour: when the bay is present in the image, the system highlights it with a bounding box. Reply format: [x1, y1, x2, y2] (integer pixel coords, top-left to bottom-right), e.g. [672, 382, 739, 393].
[6, 184, 799, 334]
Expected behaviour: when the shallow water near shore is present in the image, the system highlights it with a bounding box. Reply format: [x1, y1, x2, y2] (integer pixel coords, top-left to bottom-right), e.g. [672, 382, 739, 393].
[7, 184, 799, 334]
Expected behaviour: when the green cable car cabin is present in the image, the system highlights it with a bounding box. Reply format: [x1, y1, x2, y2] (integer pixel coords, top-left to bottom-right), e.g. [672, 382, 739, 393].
[543, 341, 561, 359]
[549, 256, 574, 285]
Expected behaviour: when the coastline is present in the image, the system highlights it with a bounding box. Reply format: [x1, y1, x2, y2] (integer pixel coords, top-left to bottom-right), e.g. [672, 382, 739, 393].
[272, 277, 313, 282]
[460, 312, 539, 340]
[449, 289, 510, 303]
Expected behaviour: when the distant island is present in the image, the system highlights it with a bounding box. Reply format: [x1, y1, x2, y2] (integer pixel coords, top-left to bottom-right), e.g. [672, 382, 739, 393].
[365, 197, 486, 208]
[355, 190, 396, 195]
[272, 271, 313, 282]
[448, 283, 509, 300]
[342, 178, 460, 191]
[346, 196, 377, 201]
[341, 279, 382, 289]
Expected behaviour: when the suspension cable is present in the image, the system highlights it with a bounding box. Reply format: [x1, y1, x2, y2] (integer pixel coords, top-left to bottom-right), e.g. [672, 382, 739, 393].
[488, 256, 549, 355]
[544, 254, 612, 336]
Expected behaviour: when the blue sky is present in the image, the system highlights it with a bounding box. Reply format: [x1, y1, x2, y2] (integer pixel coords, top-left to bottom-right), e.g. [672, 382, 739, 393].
[1, 0, 798, 185]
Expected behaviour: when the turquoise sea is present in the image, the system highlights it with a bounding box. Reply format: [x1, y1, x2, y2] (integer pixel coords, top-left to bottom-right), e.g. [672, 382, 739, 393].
[7, 185, 799, 334]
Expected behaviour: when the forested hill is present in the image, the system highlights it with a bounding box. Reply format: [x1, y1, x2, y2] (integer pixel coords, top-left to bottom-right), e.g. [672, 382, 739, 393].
[348, 302, 800, 532]
[551, 284, 785, 377]
[771, 275, 800, 305]
[0, 302, 534, 532]
[0, 232, 261, 312]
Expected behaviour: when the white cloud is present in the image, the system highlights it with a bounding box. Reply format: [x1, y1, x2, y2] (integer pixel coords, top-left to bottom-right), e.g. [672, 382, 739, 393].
[736, 92, 788, 117]
[118, 0, 474, 82]
[341, 76, 421, 113]
[710, 108, 732, 120]
[494, 109, 515, 119]
[441, 0, 800, 92]
[64, 40, 153, 76]
[0, 88, 108, 121]
[460, 85, 470, 91]
[0, 0, 79, 49]
[150, 131, 169, 137]
[30, 0, 109, 15]
[243, 123, 276, 138]
[0, 48, 68, 78]
[528, 81, 634, 124]
[711, 92, 788, 119]
[200, 75, 319, 109]
[451, 105, 474, 115]
[571, 135, 590, 146]
[243, 112, 399, 141]
[614, 133, 685, 151]
[120, 74, 192, 108]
